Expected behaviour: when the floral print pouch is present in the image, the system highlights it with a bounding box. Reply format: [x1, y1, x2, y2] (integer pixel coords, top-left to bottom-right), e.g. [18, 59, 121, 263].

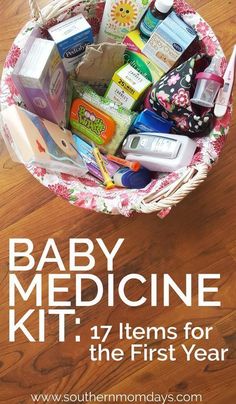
[147, 55, 214, 137]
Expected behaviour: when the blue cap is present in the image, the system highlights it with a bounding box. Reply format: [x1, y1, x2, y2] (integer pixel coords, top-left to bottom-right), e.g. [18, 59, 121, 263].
[118, 167, 152, 189]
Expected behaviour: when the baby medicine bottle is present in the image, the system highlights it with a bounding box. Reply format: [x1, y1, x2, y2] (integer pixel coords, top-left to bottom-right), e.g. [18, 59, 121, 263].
[140, 0, 173, 38]
[191, 56, 224, 108]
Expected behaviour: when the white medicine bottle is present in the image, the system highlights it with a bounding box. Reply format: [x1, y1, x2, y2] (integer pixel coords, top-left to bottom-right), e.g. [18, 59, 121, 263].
[140, 0, 173, 39]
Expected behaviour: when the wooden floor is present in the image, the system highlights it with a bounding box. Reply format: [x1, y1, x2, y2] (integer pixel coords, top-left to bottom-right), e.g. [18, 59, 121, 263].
[0, 1, 235, 403]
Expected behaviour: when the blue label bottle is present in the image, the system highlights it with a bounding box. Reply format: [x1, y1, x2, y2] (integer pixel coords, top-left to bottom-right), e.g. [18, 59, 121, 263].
[140, 0, 173, 38]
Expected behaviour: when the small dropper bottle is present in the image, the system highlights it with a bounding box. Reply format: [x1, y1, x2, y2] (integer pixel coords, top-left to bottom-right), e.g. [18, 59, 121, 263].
[140, 0, 173, 39]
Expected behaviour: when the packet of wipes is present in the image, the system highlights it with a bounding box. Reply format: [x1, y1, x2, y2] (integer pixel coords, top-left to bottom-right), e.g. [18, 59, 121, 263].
[71, 81, 136, 154]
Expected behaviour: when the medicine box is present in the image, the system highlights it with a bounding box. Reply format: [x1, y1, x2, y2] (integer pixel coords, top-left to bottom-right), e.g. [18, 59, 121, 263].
[12, 38, 67, 127]
[143, 12, 197, 72]
[106, 64, 151, 110]
[1, 105, 87, 177]
[124, 50, 164, 83]
[48, 14, 93, 72]
[123, 29, 147, 54]
[123, 30, 164, 83]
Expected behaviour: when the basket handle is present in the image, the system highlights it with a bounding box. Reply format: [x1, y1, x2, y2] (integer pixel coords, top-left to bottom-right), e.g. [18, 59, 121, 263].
[139, 164, 209, 215]
[28, 0, 85, 23]
[29, 0, 41, 20]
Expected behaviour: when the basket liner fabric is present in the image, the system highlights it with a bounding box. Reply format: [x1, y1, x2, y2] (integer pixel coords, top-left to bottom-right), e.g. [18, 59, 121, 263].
[0, 0, 232, 216]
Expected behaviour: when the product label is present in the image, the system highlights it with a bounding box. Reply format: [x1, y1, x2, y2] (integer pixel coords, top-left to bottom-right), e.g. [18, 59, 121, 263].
[33, 97, 47, 109]
[52, 22, 94, 73]
[142, 12, 196, 72]
[104, 0, 150, 40]
[23, 110, 65, 160]
[49, 14, 92, 41]
[107, 63, 151, 109]
[123, 29, 146, 52]
[152, 137, 180, 159]
[106, 82, 135, 109]
[64, 43, 88, 59]
[124, 50, 164, 82]
[49, 68, 64, 101]
[120, 65, 150, 91]
[60, 39, 93, 72]
[71, 106, 107, 145]
[78, 106, 106, 137]
[116, 78, 136, 97]
[140, 8, 161, 36]
[124, 52, 152, 81]
[113, 167, 129, 187]
[143, 32, 181, 71]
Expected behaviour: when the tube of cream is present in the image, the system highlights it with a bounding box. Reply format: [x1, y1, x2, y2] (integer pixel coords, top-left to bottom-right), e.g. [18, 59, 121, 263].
[214, 45, 236, 118]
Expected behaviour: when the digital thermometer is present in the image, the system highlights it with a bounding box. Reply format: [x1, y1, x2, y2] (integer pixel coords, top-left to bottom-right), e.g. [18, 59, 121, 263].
[122, 133, 197, 172]
[214, 45, 236, 118]
[123, 133, 181, 159]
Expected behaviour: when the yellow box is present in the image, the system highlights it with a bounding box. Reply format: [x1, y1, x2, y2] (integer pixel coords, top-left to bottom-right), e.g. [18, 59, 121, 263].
[106, 64, 151, 110]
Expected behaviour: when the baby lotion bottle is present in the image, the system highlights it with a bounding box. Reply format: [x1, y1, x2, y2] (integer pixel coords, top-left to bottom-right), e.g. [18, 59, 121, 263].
[98, 0, 151, 43]
[140, 0, 173, 39]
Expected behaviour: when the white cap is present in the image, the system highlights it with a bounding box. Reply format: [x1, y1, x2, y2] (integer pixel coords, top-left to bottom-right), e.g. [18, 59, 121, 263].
[155, 0, 174, 14]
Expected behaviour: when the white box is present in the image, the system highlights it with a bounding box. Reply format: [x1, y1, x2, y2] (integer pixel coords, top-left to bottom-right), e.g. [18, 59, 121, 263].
[48, 14, 93, 72]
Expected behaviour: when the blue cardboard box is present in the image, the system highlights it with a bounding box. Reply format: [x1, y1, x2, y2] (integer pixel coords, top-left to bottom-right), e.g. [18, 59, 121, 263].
[49, 14, 93, 72]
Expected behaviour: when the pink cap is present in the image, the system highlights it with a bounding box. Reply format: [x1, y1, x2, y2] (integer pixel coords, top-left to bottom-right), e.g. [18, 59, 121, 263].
[196, 72, 224, 86]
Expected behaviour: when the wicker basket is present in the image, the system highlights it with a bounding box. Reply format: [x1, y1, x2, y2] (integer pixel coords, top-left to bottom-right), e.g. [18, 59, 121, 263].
[0, 0, 232, 217]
